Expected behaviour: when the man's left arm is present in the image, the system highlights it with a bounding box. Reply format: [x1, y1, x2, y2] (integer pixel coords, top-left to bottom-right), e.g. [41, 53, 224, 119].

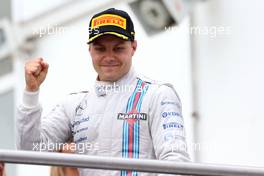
[149, 84, 190, 173]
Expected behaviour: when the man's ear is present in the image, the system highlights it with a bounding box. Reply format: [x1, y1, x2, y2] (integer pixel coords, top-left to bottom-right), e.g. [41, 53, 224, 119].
[88, 44, 91, 52]
[131, 40, 137, 56]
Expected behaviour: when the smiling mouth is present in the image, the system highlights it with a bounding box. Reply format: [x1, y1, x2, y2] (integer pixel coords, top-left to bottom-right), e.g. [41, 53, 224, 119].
[101, 65, 120, 67]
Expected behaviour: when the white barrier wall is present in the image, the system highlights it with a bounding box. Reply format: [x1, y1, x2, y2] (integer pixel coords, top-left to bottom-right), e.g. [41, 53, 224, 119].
[193, 0, 264, 166]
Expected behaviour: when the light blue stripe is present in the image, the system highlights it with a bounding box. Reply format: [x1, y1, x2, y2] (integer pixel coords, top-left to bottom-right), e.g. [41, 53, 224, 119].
[126, 121, 129, 158]
[134, 84, 144, 160]
[133, 123, 135, 158]
[132, 171, 135, 176]
[138, 120, 140, 158]
[136, 92, 143, 112]
[133, 121, 138, 159]
[126, 87, 134, 112]
[121, 170, 124, 176]
[122, 122, 126, 157]
[127, 95, 133, 112]
[136, 121, 139, 159]
[136, 85, 145, 111]
[124, 121, 129, 158]
[135, 120, 139, 159]
[121, 122, 126, 176]
[122, 121, 128, 158]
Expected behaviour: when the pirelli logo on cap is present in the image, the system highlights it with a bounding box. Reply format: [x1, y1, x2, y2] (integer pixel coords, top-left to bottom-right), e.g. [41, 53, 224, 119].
[91, 14, 127, 29]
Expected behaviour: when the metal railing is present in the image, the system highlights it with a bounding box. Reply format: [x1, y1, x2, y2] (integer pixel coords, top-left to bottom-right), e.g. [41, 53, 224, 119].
[1, 149, 264, 176]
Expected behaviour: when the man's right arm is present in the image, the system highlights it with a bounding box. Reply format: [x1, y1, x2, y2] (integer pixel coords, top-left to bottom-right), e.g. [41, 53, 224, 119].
[16, 58, 71, 151]
[16, 90, 72, 151]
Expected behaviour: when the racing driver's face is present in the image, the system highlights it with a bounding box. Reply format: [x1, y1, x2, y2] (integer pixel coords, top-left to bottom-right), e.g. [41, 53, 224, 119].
[89, 35, 137, 82]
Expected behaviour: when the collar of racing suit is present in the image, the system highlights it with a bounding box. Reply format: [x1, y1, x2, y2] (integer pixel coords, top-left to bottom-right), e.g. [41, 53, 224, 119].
[94, 67, 137, 96]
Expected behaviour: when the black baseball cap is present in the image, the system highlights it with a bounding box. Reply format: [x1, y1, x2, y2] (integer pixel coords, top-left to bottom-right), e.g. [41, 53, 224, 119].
[87, 8, 135, 44]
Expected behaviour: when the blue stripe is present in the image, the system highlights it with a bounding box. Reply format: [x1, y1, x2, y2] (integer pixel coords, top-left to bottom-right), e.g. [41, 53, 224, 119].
[136, 121, 139, 158]
[121, 122, 129, 176]
[122, 122, 125, 157]
[137, 121, 140, 159]
[121, 122, 125, 176]
[124, 121, 129, 158]
[122, 121, 128, 158]
[121, 170, 125, 175]
[133, 85, 142, 160]
[121, 170, 127, 176]
[133, 121, 139, 159]
[132, 171, 136, 176]
[135, 120, 139, 159]
[136, 86, 144, 111]
[133, 123, 136, 158]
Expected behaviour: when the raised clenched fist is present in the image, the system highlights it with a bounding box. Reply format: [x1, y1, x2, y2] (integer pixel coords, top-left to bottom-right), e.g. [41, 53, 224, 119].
[24, 58, 49, 92]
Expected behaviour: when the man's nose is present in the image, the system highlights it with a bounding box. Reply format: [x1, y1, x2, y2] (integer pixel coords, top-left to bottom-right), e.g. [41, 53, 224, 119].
[104, 49, 115, 61]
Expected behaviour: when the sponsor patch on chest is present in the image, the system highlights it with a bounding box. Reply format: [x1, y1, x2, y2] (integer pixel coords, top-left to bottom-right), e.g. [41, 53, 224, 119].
[117, 113, 147, 121]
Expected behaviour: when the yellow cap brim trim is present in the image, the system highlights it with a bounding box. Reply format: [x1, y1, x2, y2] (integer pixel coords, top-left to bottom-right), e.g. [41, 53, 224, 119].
[88, 32, 129, 44]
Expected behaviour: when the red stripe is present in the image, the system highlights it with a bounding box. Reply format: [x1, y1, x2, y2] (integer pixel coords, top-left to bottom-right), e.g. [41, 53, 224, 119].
[128, 171, 132, 176]
[132, 83, 145, 109]
[128, 123, 134, 158]
[132, 91, 141, 110]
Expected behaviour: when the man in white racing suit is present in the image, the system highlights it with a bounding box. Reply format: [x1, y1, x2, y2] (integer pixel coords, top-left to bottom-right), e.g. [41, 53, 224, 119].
[17, 8, 190, 176]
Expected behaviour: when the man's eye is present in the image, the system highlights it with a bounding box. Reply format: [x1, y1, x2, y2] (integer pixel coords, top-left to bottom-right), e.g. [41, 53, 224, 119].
[95, 47, 105, 52]
[115, 47, 125, 51]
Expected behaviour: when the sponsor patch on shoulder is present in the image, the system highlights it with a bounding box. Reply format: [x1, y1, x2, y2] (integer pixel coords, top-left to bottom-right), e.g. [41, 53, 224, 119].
[161, 111, 182, 118]
[163, 122, 183, 129]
